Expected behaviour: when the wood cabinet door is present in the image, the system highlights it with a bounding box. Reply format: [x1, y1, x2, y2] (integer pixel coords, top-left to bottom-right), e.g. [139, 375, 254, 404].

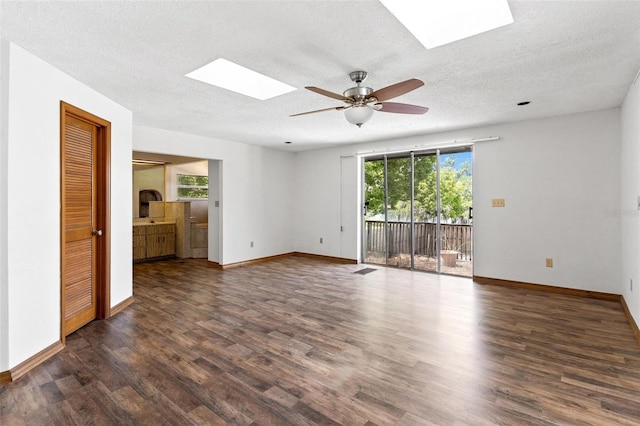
[133, 226, 147, 260]
[145, 224, 176, 258]
[162, 231, 176, 256]
[146, 233, 175, 257]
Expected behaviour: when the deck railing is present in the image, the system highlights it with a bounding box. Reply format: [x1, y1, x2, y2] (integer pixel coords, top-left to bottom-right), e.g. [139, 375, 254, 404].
[365, 220, 472, 261]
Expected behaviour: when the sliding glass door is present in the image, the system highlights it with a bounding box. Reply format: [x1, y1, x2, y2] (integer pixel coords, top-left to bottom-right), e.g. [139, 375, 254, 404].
[363, 148, 473, 276]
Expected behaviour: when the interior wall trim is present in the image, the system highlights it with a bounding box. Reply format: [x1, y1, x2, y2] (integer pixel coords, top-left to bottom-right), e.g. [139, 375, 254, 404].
[345, 136, 500, 158]
[0, 370, 11, 386]
[110, 296, 135, 316]
[208, 252, 292, 269]
[474, 275, 640, 347]
[207, 260, 222, 269]
[2, 296, 134, 386]
[9, 341, 65, 383]
[473, 275, 620, 301]
[208, 252, 357, 270]
[620, 295, 640, 346]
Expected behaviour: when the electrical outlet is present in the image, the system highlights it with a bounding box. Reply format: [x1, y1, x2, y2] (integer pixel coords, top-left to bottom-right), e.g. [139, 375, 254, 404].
[491, 198, 505, 207]
[250, 241, 254, 248]
[320, 237, 323, 244]
[545, 258, 553, 268]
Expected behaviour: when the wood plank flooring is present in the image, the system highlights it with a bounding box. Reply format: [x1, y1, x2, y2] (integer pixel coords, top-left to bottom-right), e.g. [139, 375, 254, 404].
[2, 256, 640, 425]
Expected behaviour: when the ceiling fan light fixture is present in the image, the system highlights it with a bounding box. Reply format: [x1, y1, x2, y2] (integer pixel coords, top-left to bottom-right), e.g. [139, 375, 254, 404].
[291, 72, 428, 123]
[344, 106, 374, 127]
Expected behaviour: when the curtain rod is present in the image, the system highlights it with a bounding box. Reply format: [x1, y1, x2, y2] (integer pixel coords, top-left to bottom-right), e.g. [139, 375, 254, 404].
[340, 136, 500, 158]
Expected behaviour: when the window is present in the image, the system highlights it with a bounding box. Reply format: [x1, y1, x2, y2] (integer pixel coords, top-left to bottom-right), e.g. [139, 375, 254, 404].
[177, 174, 208, 199]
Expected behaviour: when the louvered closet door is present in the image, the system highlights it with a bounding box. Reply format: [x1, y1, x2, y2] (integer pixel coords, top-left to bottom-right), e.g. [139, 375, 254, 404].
[62, 115, 98, 335]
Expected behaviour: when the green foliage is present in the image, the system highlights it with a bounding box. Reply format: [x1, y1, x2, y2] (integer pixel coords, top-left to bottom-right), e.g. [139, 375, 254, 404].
[364, 154, 472, 223]
[177, 174, 208, 199]
[177, 188, 208, 198]
[177, 175, 208, 186]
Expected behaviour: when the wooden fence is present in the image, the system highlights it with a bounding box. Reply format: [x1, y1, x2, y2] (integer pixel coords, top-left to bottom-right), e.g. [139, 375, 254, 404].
[365, 220, 472, 260]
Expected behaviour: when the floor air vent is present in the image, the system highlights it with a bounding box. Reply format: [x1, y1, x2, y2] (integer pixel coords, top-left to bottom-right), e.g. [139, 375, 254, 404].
[354, 268, 377, 275]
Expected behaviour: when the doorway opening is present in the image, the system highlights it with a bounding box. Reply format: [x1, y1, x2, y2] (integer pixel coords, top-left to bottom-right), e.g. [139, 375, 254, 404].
[362, 147, 473, 276]
[132, 153, 221, 264]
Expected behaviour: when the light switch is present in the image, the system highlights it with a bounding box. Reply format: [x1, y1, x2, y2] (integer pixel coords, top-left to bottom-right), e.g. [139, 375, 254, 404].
[491, 198, 505, 207]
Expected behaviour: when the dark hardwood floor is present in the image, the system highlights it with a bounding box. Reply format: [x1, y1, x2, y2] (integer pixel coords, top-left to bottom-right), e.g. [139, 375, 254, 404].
[2, 256, 640, 425]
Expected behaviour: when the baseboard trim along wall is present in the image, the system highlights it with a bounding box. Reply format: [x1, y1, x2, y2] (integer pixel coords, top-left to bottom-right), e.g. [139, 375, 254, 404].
[620, 295, 640, 346]
[208, 252, 293, 269]
[473, 275, 620, 301]
[0, 370, 11, 386]
[6, 341, 65, 384]
[110, 296, 135, 316]
[208, 252, 357, 269]
[1, 297, 137, 386]
[474, 275, 640, 346]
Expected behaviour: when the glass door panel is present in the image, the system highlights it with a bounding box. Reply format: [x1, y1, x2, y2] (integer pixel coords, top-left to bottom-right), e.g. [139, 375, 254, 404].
[438, 150, 473, 276]
[363, 159, 386, 265]
[412, 153, 438, 272]
[386, 156, 412, 268]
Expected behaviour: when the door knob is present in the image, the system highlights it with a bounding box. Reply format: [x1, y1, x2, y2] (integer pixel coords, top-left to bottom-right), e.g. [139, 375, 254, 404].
[92, 229, 103, 236]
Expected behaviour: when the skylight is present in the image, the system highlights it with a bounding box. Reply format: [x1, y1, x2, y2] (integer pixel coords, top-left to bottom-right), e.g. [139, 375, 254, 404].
[380, 0, 513, 49]
[185, 58, 296, 100]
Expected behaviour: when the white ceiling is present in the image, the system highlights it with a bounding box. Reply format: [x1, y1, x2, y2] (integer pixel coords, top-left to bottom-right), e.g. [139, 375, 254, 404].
[2, 1, 639, 152]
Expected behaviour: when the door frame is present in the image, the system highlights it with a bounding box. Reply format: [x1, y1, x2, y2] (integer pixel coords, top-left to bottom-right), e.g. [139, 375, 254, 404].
[361, 146, 473, 275]
[60, 101, 111, 343]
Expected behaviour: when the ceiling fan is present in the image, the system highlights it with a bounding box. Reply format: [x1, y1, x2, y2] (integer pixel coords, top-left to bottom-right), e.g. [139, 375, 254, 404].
[290, 71, 429, 127]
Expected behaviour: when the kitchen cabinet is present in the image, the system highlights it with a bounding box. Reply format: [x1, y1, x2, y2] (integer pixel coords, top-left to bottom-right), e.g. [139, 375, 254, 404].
[133, 222, 176, 262]
[133, 226, 147, 260]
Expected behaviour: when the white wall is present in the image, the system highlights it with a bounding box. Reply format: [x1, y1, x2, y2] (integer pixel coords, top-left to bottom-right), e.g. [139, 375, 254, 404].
[294, 149, 344, 258]
[0, 41, 10, 374]
[293, 152, 360, 260]
[621, 71, 640, 326]
[208, 160, 221, 262]
[133, 126, 295, 265]
[294, 109, 622, 294]
[0, 42, 133, 371]
[473, 110, 620, 292]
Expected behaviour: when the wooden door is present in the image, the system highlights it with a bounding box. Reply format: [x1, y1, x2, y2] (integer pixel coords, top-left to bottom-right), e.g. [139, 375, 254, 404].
[61, 102, 110, 338]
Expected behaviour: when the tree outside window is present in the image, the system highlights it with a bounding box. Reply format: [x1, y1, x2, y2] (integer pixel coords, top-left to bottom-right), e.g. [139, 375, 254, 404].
[177, 174, 208, 199]
[364, 154, 471, 224]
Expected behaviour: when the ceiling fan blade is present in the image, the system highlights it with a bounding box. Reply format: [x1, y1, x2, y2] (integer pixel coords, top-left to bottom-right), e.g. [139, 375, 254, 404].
[290, 105, 346, 117]
[305, 86, 353, 102]
[377, 102, 429, 114]
[368, 78, 424, 102]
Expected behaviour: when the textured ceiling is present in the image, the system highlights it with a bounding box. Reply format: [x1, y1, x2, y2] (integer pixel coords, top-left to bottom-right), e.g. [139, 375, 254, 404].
[2, 1, 639, 152]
